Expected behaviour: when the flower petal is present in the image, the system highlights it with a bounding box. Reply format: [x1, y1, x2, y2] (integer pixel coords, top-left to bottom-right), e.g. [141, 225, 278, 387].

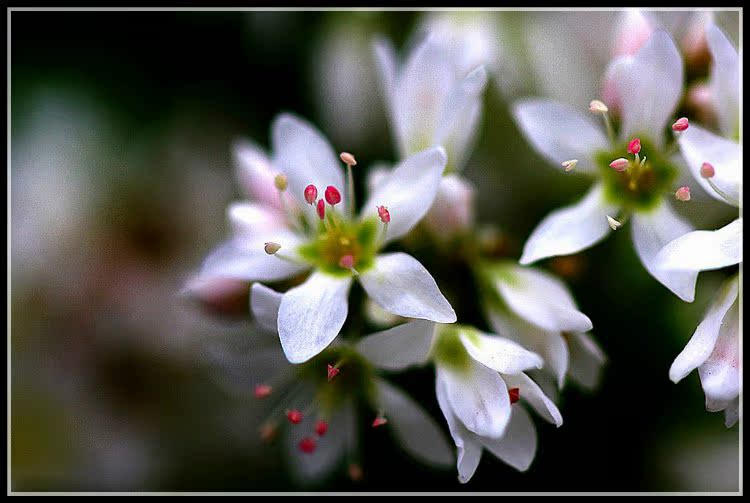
[724, 398, 739, 428]
[480, 405, 537, 472]
[359, 252, 456, 323]
[631, 202, 699, 302]
[707, 23, 739, 137]
[356, 320, 436, 371]
[677, 124, 740, 205]
[277, 272, 352, 363]
[372, 37, 399, 147]
[519, 184, 617, 265]
[232, 139, 283, 209]
[670, 275, 739, 383]
[271, 113, 346, 214]
[503, 372, 563, 427]
[459, 330, 543, 375]
[610, 30, 684, 144]
[566, 332, 607, 391]
[512, 99, 608, 174]
[375, 378, 454, 467]
[437, 361, 511, 439]
[362, 147, 448, 243]
[655, 218, 742, 272]
[227, 201, 287, 238]
[250, 283, 282, 334]
[699, 298, 740, 404]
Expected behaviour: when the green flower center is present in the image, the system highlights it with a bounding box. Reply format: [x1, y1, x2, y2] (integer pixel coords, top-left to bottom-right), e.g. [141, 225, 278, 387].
[431, 324, 478, 372]
[297, 217, 380, 277]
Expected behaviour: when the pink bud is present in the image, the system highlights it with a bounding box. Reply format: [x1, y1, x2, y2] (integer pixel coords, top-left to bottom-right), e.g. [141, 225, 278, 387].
[315, 420, 329, 437]
[376, 205, 390, 224]
[627, 138, 641, 155]
[316, 198, 326, 220]
[286, 409, 303, 425]
[327, 364, 340, 381]
[338, 255, 355, 269]
[372, 416, 388, 428]
[675, 186, 691, 202]
[304, 184, 318, 205]
[671, 117, 690, 132]
[298, 437, 317, 454]
[700, 162, 715, 179]
[609, 158, 629, 172]
[325, 185, 342, 206]
[254, 384, 272, 399]
[508, 388, 520, 405]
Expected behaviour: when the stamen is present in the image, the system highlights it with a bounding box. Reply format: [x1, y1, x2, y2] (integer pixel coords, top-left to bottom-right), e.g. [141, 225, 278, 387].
[274, 174, 288, 192]
[325, 186, 342, 206]
[298, 437, 317, 454]
[561, 159, 578, 172]
[609, 158, 629, 172]
[590, 99, 615, 143]
[327, 364, 340, 382]
[700, 162, 715, 179]
[340, 152, 357, 167]
[264, 242, 281, 255]
[627, 138, 641, 155]
[341, 152, 357, 217]
[286, 409, 303, 425]
[338, 255, 359, 275]
[316, 198, 326, 220]
[315, 420, 329, 437]
[254, 384, 273, 399]
[372, 415, 388, 428]
[508, 387, 520, 404]
[376, 205, 390, 223]
[672, 117, 689, 132]
[607, 215, 622, 231]
[674, 186, 691, 202]
[701, 163, 739, 206]
[305, 184, 318, 205]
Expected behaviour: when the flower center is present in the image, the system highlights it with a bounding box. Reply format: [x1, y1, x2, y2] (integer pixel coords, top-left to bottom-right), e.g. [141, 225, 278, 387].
[431, 325, 474, 372]
[297, 216, 379, 277]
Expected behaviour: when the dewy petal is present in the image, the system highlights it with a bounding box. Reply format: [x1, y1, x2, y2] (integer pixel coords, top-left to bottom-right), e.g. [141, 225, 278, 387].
[610, 30, 684, 144]
[655, 218, 742, 272]
[699, 298, 740, 404]
[375, 378, 454, 467]
[362, 147, 448, 243]
[271, 113, 346, 215]
[495, 265, 593, 333]
[631, 202, 699, 302]
[480, 406, 537, 472]
[459, 330, 543, 375]
[519, 184, 618, 265]
[566, 332, 607, 391]
[277, 272, 352, 364]
[232, 139, 283, 209]
[356, 320, 436, 371]
[359, 252, 456, 323]
[227, 202, 287, 238]
[512, 99, 608, 175]
[250, 283, 283, 334]
[678, 124, 741, 205]
[669, 275, 739, 383]
[435, 374, 483, 484]
[503, 372, 563, 427]
[437, 361, 511, 439]
[706, 23, 739, 137]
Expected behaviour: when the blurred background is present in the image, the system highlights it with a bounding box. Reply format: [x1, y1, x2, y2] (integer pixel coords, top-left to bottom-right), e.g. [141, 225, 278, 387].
[10, 9, 741, 492]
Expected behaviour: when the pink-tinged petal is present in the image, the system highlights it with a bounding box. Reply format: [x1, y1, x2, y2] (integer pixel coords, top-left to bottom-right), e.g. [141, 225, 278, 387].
[678, 124, 740, 205]
[232, 139, 285, 209]
[699, 298, 740, 404]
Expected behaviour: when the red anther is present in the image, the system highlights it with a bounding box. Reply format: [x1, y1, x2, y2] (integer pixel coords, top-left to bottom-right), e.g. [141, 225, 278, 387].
[377, 205, 391, 224]
[298, 437, 317, 454]
[287, 409, 303, 424]
[304, 184, 318, 205]
[627, 138, 641, 155]
[254, 384, 272, 399]
[327, 364, 340, 381]
[372, 416, 388, 428]
[508, 388, 520, 404]
[609, 158, 629, 172]
[339, 255, 355, 269]
[672, 117, 690, 132]
[316, 198, 326, 220]
[325, 186, 342, 206]
[675, 186, 691, 202]
[700, 162, 715, 179]
[315, 420, 329, 437]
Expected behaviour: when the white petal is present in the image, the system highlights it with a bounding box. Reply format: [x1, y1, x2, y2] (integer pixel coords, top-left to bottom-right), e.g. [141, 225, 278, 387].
[277, 272, 352, 363]
[250, 283, 282, 334]
[520, 184, 617, 265]
[669, 276, 739, 383]
[435, 373, 483, 483]
[724, 398, 740, 428]
[678, 124, 740, 205]
[359, 252, 456, 323]
[511, 99, 608, 174]
[631, 203, 699, 302]
[356, 320, 436, 371]
[480, 406, 537, 472]
[232, 139, 283, 209]
[503, 373, 563, 427]
[271, 113, 346, 215]
[365, 162, 392, 195]
[495, 265, 593, 333]
[227, 202, 286, 238]
[375, 378, 454, 467]
[699, 298, 740, 403]
[198, 232, 308, 282]
[372, 37, 400, 149]
[707, 24, 739, 137]
[459, 330, 543, 375]
[655, 218, 742, 272]
[437, 362, 511, 439]
[566, 332, 607, 391]
[610, 31, 684, 144]
[362, 147, 448, 243]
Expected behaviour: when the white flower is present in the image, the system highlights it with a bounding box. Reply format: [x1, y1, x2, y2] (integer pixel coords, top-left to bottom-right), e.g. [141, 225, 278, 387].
[421, 174, 477, 241]
[373, 33, 488, 172]
[357, 321, 562, 483]
[512, 30, 700, 302]
[191, 114, 456, 364]
[478, 261, 606, 391]
[203, 283, 454, 483]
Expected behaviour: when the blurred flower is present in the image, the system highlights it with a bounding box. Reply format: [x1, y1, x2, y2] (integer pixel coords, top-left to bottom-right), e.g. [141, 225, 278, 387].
[191, 114, 455, 364]
[422, 174, 476, 242]
[513, 31, 700, 302]
[358, 321, 562, 483]
[477, 262, 605, 391]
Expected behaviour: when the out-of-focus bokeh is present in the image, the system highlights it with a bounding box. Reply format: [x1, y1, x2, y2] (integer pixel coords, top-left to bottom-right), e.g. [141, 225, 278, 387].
[11, 9, 740, 492]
